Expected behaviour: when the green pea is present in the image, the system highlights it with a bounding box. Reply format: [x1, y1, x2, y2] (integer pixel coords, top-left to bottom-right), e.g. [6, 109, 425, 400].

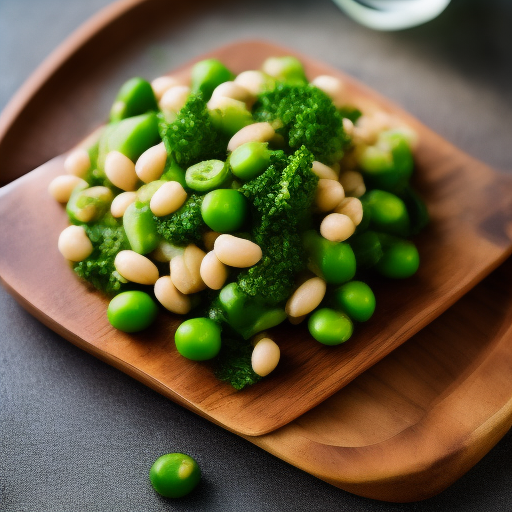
[262, 56, 308, 85]
[190, 59, 234, 100]
[201, 189, 248, 233]
[308, 308, 353, 345]
[109, 77, 158, 122]
[149, 453, 201, 498]
[229, 142, 271, 181]
[364, 189, 410, 237]
[185, 160, 230, 192]
[349, 231, 383, 270]
[123, 201, 159, 254]
[376, 238, 420, 279]
[175, 318, 222, 361]
[107, 291, 158, 332]
[332, 281, 376, 322]
[209, 99, 253, 136]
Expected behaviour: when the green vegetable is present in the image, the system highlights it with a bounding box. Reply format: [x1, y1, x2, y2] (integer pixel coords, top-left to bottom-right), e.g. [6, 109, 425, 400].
[364, 189, 411, 237]
[175, 318, 222, 360]
[107, 290, 159, 332]
[149, 453, 201, 498]
[158, 94, 229, 168]
[308, 308, 353, 345]
[73, 215, 131, 295]
[229, 141, 271, 181]
[136, 180, 165, 204]
[331, 281, 376, 322]
[376, 234, 420, 279]
[185, 159, 230, 192]
[217, 283, 287, 340]
[262, 56, 308, 85]
[123, 201, 159, 254]
[154, 194, 205, 246]
[190, 58, 234, 100]
[161, 156, 187, 189]
[302, 230, 356, 285]
[201, 189, 248, 233]
[109, 77, 158, 122]
[349, 230, 384, 270]
[209, 98, 253, 136]
[237, 147, 318, 305]
[253, 82, 349, 165]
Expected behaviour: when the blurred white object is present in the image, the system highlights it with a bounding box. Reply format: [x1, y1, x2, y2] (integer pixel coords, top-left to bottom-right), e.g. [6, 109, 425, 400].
[332, 0, 451, 30]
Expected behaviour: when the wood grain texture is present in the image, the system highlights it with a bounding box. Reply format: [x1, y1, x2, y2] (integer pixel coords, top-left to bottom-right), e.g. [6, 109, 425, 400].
[1, 41, 512, 438]
[249, 257, 512, 502]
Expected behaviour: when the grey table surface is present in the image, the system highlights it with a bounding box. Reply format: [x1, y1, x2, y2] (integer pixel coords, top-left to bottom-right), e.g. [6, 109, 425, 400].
[1, 0, 512, 510]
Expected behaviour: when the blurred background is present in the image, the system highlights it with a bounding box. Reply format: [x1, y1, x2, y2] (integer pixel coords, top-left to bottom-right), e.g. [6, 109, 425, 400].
[1, 0, 512, 510]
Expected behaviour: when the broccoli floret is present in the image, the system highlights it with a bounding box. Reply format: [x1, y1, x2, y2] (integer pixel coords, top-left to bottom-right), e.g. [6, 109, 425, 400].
[73, 215, 131, 296]
[158, 93, 229, 168]
[253, 83, 349, 165]
[154, 194, 205, 246]
[237, 146, 318, 305]
[214, 337, 262, 390]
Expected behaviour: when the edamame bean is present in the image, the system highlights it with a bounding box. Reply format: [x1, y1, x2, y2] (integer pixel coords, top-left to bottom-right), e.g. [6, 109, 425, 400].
[150, 453, 201, 498]
[308, 308, 353, 345]
[251, 338, 280, 377]
[104, 151, 139, 191]
[262, 56, 307, 85]
[109, 77, 158, 122]
[150, 181, 188, 217]
[214, 235, 262, 268]
[174, 317, 222, 360]
[58, 225, 93, 262]
[229, 141, 271, 181]
[154, 276, 192, 315]
[114, 250, 159, 285]
[107, 291, 158, 332]
[332, 281, 376, 322]
[185, 160, 230, 192]
[285, 277, 326, 318]
[201, 189, 248, 232]
[365, 189, 410, 236]
[48, 175, 88, 203]
[190, 59, 233, 100]
[135, 142, 167, 183]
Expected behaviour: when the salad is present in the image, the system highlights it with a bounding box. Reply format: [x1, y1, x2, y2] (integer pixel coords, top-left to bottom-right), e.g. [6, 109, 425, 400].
[49, 55, 428, 390]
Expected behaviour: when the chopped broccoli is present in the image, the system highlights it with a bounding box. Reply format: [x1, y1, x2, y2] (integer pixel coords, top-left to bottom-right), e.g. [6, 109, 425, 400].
[253, 83, 349, 165]
[154, 194, 205, 246]
[73, 215, 131, 295]
[214, 337, 262, 390]
[158, 93, 229, 168]
[237, 146, 318, 305]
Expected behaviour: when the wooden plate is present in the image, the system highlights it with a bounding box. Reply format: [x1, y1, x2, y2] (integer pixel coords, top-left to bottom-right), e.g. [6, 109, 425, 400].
[1, 41, 512, 438]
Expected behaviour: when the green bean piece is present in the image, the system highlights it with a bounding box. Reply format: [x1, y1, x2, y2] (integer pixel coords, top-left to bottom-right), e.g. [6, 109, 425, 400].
[308, 308, 353, 345]
[66, 185, 112, 224]
[190, 59, 234, 100]
[229, 142, 271, 181]
[185, 159, 230, 192]
[161, 156, 187, 189]
[123, 201, 159, 254]
[109, 77, 158, 122]
[262, 56, 308, 85]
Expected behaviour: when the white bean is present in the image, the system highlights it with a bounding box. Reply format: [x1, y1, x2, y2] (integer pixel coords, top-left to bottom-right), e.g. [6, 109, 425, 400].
[320, 213, 355, 242]
[48, 175, 88, 203]
[311, 75, 344, 107]
[150, 181, 187, 217]
[214, 235, 262, 268]
[64, 148, 90, 177]
[170, 244, 206, 294]
[151, 241, 185, 263]
[288, 315, 306, 325]
[159, 85, 190, 113]
[210, 81, 253, 105]
[315, 178, 345, 212]
[312, 161, 338, 180]
[104, 151, 138, 191]
[154, 276, 191, 314]
[334, 197, 363, 226]
[151, 76, 181, 100]
[203, 231, 221, 252]
[285, 277, 326, 318]
[251, 338, 280, 377]
[111, 191, 137, 218]
[73, 186, 113, 223]
[339, 170, 366, 197]
[227, 122, 275, 152]
[200, 251, 228, 290]
[58, 225, 93, 262]
[234, 70, 269, 96]
[207, 96, 246, 113]
[114, 250, 159, 285]
[135, 142, 167, 183]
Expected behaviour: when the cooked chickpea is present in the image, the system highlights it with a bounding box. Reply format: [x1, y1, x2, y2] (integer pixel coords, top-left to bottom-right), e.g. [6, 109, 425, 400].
[227, 122, 275, 152]
[214, 235, 262, 268]
[104, 151, 138, 191]
[135, 142, 167, 183]
[114, 250, 159, 285]
[315, 178, 345, 212]
[64, 148, 90, 177]
[150, 181, 187, 217]
[320, 213, 356, 242]
[251, 338, 280, 377]
[58, 225, 93, 262]
[285, 277, 327, 318]
[48, 175, 87, 203]
[199, 251, 228, 290]
[154, 276, 192, 315]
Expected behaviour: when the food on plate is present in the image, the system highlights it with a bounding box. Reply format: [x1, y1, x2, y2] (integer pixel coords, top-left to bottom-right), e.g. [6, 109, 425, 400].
[49, 55, 428, 389]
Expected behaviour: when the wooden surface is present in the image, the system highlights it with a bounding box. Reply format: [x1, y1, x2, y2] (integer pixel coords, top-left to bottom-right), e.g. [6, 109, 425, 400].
[1, 41, 512, 439]
[250, 256, 512, 502]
